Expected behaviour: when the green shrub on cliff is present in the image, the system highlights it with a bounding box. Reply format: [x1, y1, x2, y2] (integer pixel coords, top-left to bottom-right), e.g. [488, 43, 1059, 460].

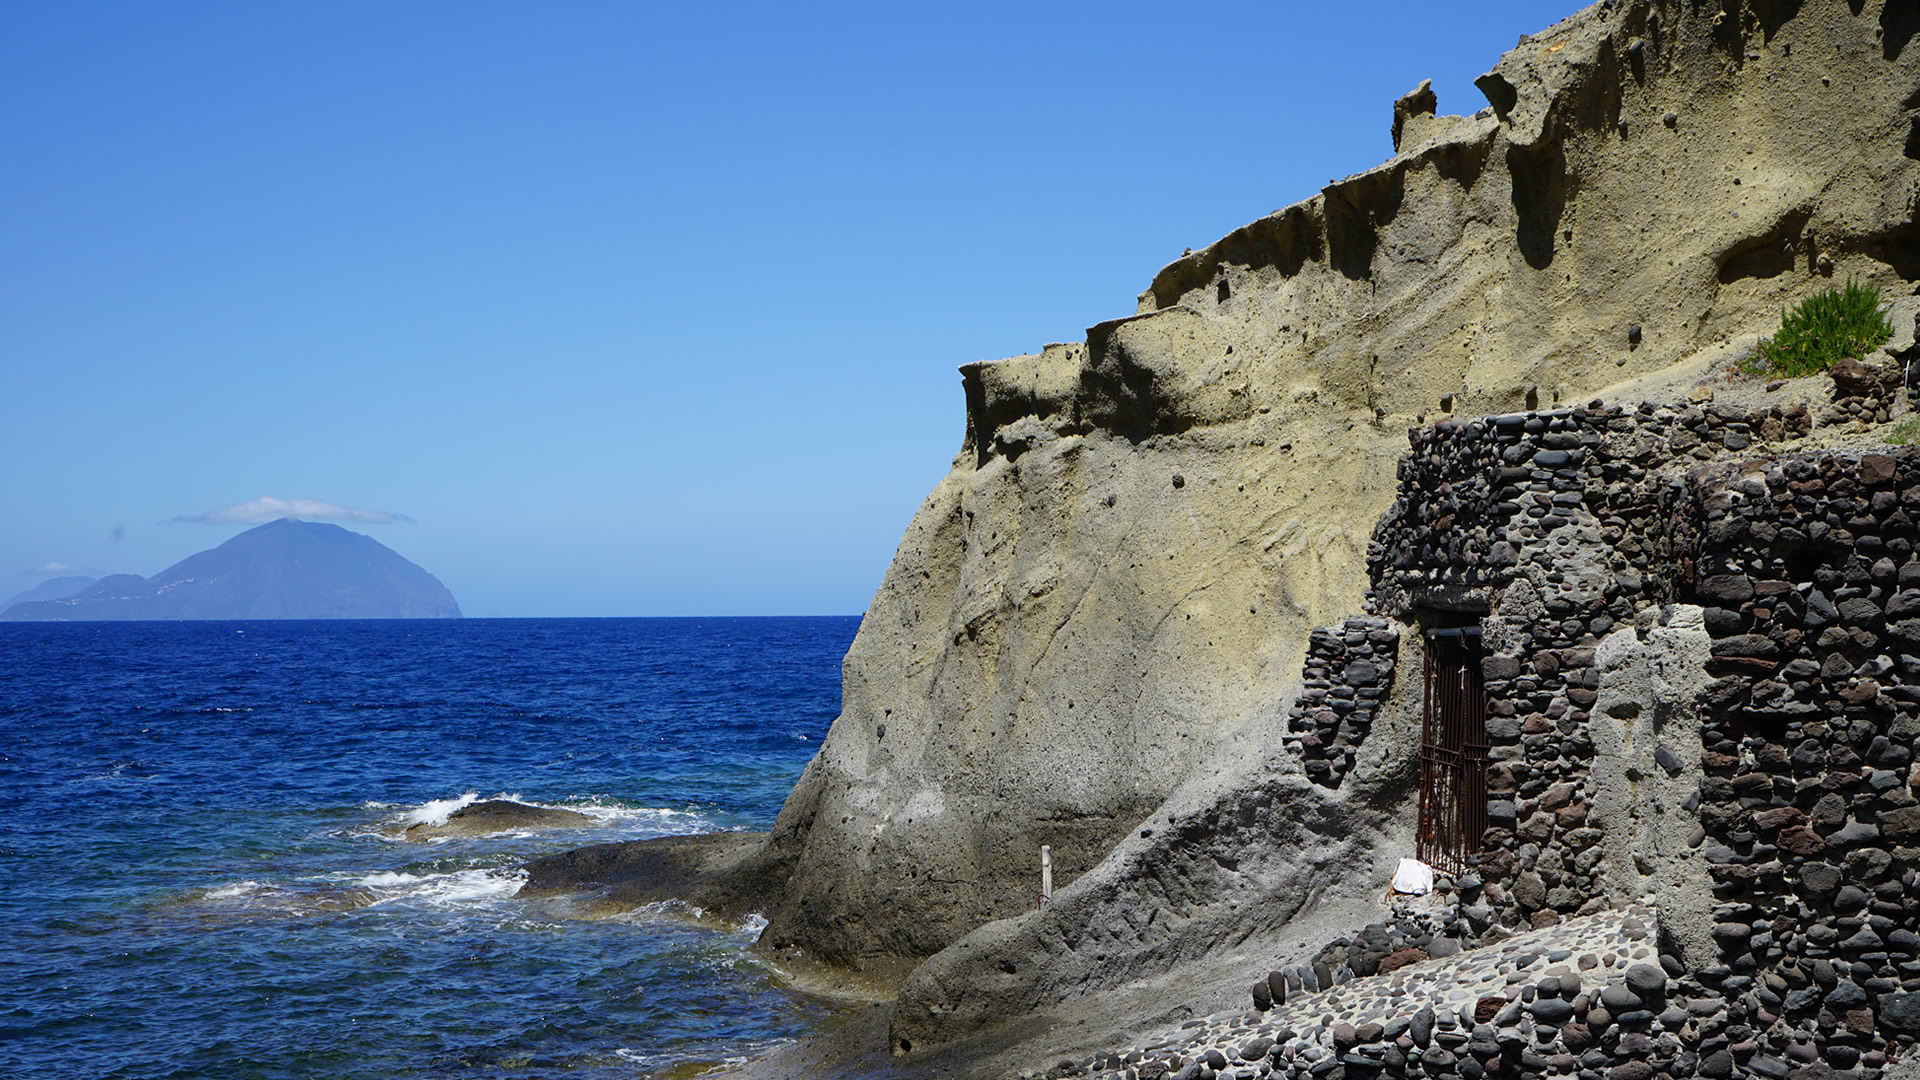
[1742, 279, 1892, 378]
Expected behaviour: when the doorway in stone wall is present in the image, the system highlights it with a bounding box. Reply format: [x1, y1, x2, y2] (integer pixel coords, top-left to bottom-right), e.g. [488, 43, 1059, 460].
[1418, 627, 1488, 876]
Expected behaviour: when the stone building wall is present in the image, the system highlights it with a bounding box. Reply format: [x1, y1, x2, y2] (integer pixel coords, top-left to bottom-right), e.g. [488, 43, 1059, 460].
[1344, 403, 1920, 1075]
[1366, 400, 1816, 924]
[1024, 409, 1920, 1080]
[1676, 450, 1920, 1073]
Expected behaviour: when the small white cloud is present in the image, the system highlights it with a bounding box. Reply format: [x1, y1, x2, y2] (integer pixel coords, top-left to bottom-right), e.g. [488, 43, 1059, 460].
[171, 497, 413, 526]
[30, 562, 87, 577]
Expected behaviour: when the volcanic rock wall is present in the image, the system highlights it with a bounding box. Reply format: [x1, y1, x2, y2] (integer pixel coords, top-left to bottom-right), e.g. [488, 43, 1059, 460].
[750, 0, 1920, 986]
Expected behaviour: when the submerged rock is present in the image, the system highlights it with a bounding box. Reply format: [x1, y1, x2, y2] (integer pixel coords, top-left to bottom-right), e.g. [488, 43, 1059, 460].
[403, 800, 593, 840]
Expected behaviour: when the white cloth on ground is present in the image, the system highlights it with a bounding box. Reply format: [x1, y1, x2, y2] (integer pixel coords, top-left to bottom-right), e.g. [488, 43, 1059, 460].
[1391, 857, 1436, 895]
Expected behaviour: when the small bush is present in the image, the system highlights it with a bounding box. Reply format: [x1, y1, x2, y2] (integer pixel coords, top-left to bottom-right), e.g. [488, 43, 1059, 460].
[1741, 279, 1893, 378]
[1888, 416, 1920, 446]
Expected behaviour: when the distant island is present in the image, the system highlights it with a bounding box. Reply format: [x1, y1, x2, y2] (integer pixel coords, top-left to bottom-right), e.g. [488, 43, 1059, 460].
[1, 519, 460, 621]
[1, 575, 98, 611]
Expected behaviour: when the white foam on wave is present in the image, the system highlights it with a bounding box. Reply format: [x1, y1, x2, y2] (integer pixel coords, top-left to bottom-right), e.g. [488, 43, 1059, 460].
[568, 802, 714, 836]
[359, 791, 731, 845]
[400, 791, 481, 826]
[613, 1048, 760, 1069]
[351, 867, 527, 908]
[614, 1045, 764, 1068]
[203, 880, 274, 901]
[602, 901, 770, 941]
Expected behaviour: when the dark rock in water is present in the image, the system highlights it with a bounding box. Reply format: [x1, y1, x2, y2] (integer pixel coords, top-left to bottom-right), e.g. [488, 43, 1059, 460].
[1, 519, 459, 620]
[517, 830, 779, 928]
[405, 800, 593, 840]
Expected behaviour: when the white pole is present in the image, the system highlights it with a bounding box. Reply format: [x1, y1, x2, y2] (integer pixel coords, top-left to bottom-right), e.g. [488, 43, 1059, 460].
[1040, 845, 1053, 906]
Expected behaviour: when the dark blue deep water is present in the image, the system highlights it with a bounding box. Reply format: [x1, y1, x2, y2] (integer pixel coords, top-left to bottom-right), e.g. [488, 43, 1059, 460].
[0, 617, 860, 1080]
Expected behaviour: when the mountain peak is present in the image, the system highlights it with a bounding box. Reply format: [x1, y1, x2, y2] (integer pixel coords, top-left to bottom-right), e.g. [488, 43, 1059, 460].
[2, 521, 459, 621]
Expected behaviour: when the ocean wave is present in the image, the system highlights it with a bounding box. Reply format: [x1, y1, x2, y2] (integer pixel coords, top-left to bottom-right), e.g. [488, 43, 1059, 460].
[372, 792, 724, 840]
[612, 1046, 765, 1071]
[70, 760, 159, 785]
[193, 867, 525, 916]
[203, 880, 272, 901]
[352, 867, 527, 908]
[567, 801, 713, 834]
[400, 791, 482, 826]
[193, 878, 377, 915]
[600, 901, 769, 940]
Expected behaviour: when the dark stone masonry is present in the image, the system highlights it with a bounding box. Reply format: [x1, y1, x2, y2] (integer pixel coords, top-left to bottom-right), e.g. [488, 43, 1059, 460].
[1359, 396, 1920, 1078]
[1286, 618, 1400, 789]
[1046, 393, 1920, 1080]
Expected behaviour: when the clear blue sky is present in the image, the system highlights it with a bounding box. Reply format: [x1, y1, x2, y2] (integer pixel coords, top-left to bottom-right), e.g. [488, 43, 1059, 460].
[2, 1, 1569, 617]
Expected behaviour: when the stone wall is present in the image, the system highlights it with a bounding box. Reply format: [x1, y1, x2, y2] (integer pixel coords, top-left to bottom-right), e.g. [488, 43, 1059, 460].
[1011, 408, 1920, 1080]
[1286, 618, 1401, 789]
[1677, 449, 1920, 1073]
[1368, 399, 1817, 924]
[1356, 409, 1920, 1075]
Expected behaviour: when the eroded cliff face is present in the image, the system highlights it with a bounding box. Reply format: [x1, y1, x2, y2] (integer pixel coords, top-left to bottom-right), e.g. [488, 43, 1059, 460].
[751, 0, 1920, 1009]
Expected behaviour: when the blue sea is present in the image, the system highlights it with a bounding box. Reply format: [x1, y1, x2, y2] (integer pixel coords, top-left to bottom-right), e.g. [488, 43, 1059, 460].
[0, 617, 861, 1080]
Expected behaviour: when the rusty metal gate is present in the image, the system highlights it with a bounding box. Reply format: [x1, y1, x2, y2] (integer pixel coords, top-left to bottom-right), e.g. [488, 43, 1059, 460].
[1418, 628, 1488, 876]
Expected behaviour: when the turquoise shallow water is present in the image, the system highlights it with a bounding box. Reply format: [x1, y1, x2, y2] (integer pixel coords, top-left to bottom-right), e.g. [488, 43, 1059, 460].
[0, 616, 859, 1080]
